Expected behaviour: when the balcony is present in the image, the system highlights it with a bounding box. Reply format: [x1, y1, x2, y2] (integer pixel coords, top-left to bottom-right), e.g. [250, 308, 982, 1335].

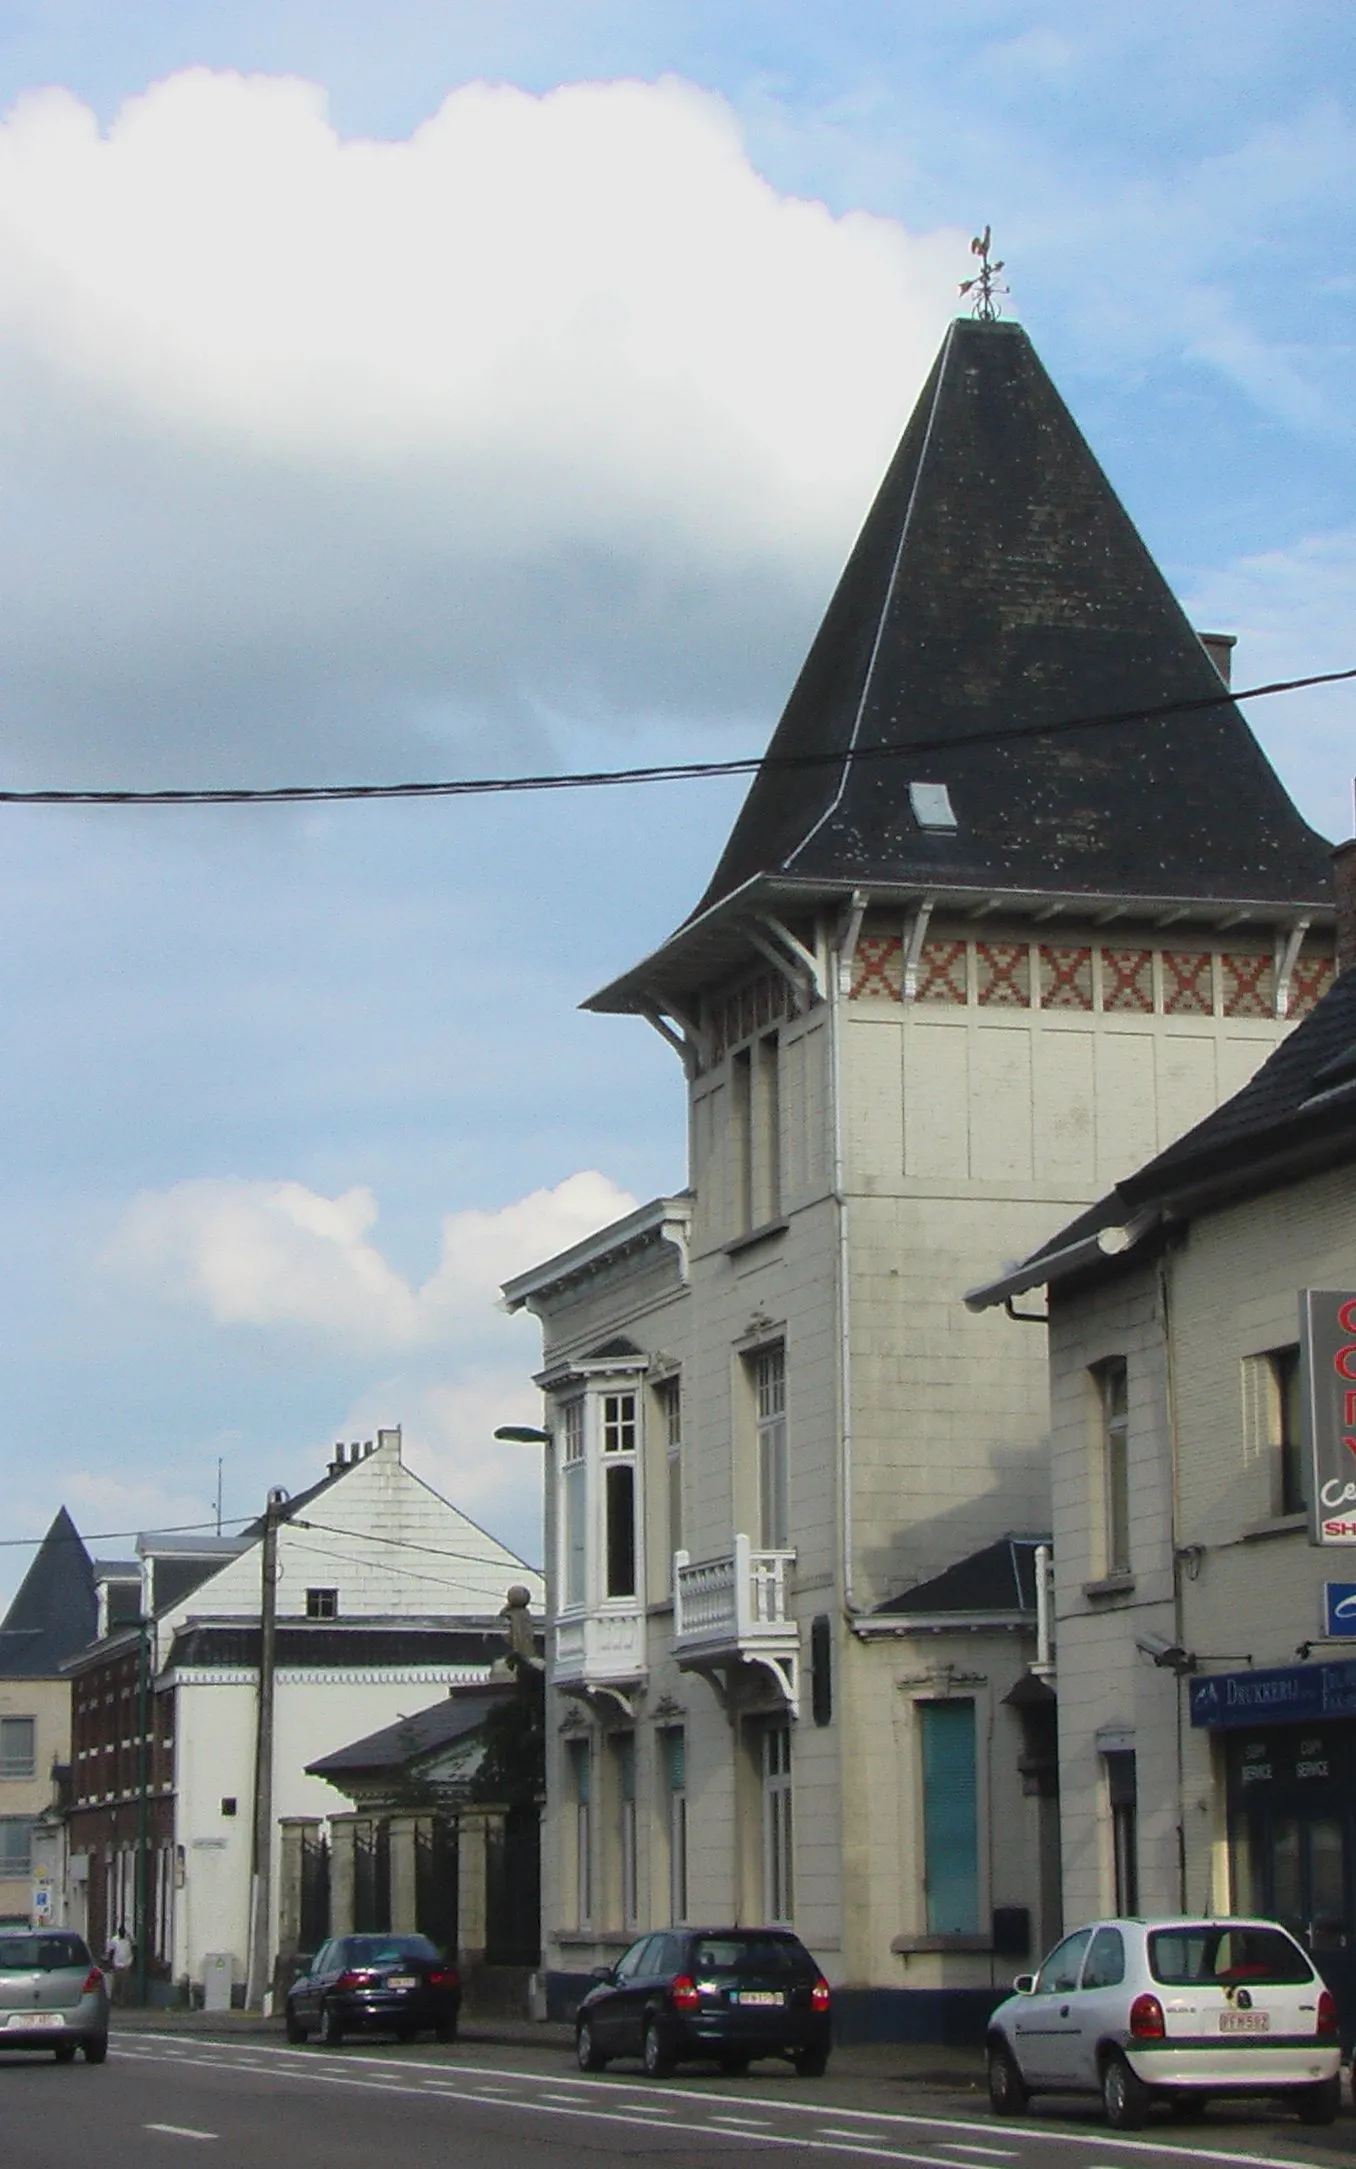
[552, 1607, 647, 1713]
[673, 1535, 800, 1714]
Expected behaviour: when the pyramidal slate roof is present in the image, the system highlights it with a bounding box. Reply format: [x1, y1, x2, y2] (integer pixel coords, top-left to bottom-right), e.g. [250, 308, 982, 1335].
[591, 317, 1330, 1012]
[0, 1509, 97, 1678]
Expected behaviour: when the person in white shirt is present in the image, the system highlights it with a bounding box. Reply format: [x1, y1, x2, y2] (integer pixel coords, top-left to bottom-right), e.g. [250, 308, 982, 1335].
[105, 1925, 134, 2005]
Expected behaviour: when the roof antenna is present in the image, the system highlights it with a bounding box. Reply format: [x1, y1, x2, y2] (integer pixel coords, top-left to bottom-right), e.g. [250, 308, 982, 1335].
[960, 226, 1007, 321]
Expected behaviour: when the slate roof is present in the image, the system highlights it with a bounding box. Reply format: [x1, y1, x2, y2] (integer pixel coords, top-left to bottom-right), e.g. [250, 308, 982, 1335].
[875, 1533, 1047, 1618]
[0, 1509, 98, 1677]
[307, 1685, 517, 1778]
[590, 317, 1329, 1013]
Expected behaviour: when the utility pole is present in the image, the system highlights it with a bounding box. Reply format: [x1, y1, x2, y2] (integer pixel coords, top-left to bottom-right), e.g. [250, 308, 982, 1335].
[245, 1487, 285, 2010]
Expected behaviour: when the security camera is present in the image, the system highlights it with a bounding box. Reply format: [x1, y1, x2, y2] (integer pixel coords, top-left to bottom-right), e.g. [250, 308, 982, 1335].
[1135, 1631, 1175, 1660]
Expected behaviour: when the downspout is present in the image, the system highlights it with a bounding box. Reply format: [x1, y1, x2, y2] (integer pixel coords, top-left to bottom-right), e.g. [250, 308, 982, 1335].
[1158, 1253, 1189, 1912]
[831, 912, 857, 1618]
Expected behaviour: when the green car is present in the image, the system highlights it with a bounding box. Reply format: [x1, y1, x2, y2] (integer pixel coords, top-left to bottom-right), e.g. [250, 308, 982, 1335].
[0, 1932, 109, 2062]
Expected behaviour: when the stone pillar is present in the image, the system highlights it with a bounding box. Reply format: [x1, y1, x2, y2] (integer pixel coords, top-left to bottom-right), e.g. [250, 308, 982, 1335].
[276, 1819, 319, 1969]
[457, 1814, 487, 1967]
[388, 1816, 419, 1934]
[328, 1815, 359, 1938]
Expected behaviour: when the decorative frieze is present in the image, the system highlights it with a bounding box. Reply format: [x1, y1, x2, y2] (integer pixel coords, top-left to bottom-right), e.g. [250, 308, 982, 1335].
[850, 934, 903, 1001]
[975, 941, 1030, 1007]
[1040, 945, 1093, 1010]
[1290, 955, 1334, 1019]
[1101, 948, 1154, 1013]
[1161, 951, 1213, 1016]
[915, 939, 968, 1004]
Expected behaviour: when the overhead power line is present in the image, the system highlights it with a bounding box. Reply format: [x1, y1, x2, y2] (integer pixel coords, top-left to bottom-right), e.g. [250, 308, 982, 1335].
[0, 665, 1350, 808]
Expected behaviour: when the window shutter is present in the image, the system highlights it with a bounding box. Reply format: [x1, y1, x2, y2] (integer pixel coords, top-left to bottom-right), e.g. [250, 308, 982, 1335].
[921, 1701, 979, 1934]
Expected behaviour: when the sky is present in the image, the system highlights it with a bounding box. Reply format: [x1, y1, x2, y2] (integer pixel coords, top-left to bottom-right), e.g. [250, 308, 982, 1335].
[0, 1, 1353, 1600]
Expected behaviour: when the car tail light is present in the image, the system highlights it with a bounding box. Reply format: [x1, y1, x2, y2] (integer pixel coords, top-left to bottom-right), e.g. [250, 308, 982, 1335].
[811, 1977, 831, 2013]
[1317, 1988, 1337, 2038]
[334, 1970, 376, 1993]
[670, 1974, 701, 2012]
[82, 1969, 104, 1995]
[427, 1968, 460, 1990]
[1129, 1993, 1165, 2040]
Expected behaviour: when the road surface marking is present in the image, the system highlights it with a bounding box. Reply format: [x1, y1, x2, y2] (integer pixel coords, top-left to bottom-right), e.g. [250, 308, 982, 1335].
[145, 2124, 217, 2141]
[939, 2150, 1019, 2161]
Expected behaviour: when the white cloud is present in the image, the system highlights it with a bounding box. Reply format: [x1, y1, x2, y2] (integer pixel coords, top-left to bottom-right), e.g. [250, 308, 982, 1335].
[103, 1168, 638, 1351]
[0, 68, 961, 784]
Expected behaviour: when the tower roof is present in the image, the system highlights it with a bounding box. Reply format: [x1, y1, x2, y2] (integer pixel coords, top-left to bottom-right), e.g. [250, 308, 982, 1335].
[590, 317, 1330, 1014]
[0, 1508, 97, 1677]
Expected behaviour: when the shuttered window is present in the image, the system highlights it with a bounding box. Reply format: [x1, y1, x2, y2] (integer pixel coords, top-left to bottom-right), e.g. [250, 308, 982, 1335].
[921, 1701, 979, 1934]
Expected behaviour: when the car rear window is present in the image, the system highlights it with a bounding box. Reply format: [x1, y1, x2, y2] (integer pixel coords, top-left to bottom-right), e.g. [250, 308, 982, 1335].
[0, 1935, 92, 1972]
[347, 1935, 438, 1966]
[689, 1935, 814, 1978]
[1148, 1925, 1313, 1988]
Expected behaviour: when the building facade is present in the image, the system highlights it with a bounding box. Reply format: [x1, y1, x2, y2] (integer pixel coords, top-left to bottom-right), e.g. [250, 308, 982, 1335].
[0, 1509, 97, 1931]
[505, 313, 1335, 2035]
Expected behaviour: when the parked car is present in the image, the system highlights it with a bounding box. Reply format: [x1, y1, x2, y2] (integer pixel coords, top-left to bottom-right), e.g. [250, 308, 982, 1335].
[575, 1927, 831, 2079]
[986, 1916, 1341, 2129]
[0, 1931, 108, 2062]
[285, 1933, 460, 2046]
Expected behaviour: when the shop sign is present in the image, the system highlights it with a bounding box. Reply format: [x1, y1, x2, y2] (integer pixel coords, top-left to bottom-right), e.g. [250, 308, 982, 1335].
[1299, 1290, 1356, 1544]
[1190, 1657, 1356, 1728]
[1323, 1582, 1356, 1638]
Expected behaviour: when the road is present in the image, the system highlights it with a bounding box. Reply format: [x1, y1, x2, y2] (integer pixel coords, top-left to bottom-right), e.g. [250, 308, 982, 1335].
[1, 2031, 1353, 2169]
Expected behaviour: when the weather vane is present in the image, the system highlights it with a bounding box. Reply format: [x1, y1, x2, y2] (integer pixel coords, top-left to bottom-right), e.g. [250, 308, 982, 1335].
[959, 226, 1007, 321]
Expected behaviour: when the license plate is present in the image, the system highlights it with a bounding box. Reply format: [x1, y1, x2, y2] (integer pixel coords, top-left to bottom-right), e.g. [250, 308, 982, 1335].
[1219, 2009, 1270, 2033]
[734, 1991, 783, 2007]
[386, 1976, 417, 1990]
[8, 2012, 63, 2029]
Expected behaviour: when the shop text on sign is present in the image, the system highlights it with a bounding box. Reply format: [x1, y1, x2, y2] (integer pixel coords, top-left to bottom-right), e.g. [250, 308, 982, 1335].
[1301, 1291, 1356, 1545]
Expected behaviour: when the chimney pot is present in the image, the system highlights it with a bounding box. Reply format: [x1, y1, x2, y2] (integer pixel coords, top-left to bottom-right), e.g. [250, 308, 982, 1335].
[1334, 839, 1356, 976]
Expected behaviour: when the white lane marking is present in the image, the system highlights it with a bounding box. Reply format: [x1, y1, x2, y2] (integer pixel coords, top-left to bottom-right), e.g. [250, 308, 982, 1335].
[145, 2124, 217, 2141]
[121, 2037, 1327, 2169]
[709, 2115, 774, 2127]
[939, 2150, 1019, 2161]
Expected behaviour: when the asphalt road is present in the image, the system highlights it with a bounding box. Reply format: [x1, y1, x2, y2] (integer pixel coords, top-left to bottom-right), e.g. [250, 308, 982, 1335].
[0, 2031, 1352, 2169]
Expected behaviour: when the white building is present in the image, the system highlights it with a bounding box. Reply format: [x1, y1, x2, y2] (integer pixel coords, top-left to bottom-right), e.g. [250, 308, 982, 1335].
[66, 1427, 542, 1998]
[503, 311, 1335, 2038]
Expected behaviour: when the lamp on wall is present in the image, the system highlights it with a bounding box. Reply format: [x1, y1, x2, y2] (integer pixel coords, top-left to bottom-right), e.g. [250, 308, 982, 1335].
[494, 1425, 552, 1444]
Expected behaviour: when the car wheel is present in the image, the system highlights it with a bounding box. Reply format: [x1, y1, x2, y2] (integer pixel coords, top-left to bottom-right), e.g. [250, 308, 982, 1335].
[642, 2018, 675, 2079]
[1295, 2076, 1340, 2126]
[576, 2017, 608, 2072]
[82, 2037, 108, 2065]
[318, 2001, 345, 2048]
[792, 2046, 829, 2079]
[434, 2017, 458, 2045]
[284, 2007, 308, 2045]
[53, 2043, 77, 2064]
[986, 2041, 1029, 2116]
[1101, 2051, 1151, 2131]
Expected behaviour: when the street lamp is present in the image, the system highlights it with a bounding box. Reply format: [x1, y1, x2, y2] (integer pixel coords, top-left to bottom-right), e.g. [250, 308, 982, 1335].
[493, 1426, 552, 1444]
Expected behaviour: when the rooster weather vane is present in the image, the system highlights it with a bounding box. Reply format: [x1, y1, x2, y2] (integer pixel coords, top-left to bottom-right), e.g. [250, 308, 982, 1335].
[960, 227, 1007, 321]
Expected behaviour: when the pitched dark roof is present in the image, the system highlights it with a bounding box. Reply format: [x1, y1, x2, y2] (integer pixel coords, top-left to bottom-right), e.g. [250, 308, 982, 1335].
[875, 1534, 1047, 1618]
[307, 1685, 517, 1778]
[0, 1510, 98, 1677]
[699, 318, 1329, 915]
[165, 1623, 508, 1671]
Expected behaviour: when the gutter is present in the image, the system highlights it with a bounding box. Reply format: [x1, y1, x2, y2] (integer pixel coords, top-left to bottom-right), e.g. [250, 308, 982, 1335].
[964, 1216, 1152, 1312]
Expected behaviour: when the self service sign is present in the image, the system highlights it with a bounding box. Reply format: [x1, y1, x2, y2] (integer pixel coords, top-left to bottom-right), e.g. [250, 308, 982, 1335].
[1301, 1290, 1356, 1544]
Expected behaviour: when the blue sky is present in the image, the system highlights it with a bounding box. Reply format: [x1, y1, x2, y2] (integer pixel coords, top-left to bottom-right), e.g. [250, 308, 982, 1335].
[0, 1, 1352, 1597]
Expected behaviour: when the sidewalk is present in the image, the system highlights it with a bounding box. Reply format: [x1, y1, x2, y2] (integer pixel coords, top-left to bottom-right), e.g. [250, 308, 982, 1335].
[110, 2005, 983, 2089]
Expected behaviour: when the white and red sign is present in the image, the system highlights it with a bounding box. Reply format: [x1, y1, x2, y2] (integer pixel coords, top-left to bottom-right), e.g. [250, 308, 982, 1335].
[1301, 1290, 1356, 1544]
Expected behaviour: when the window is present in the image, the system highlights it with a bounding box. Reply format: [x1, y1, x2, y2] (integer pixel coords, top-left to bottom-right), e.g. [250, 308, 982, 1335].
[603, 1391, 638, 1599]
[0, 1719, 35, 1780]
[663, 1728, 688, 1925]
[657, 1379, 683, 1586]
[1268, 1346, 1305, 1515]
[613, 1733, 638, 1930]
[1106, 1750, 1138, 1914]
[762, 1721, 794, 1923]
[0, 1819, 32, 1878]
[305, 1588, 338, 1620]
[1036, 1927, 1092, 1994]
[561, 1399, 586, 1609]
[921, 1700, 979, 1934]
[567, 1738, 592, 1927]
[1096, 1359, 1131, 1573]
[730, 1033, 781, 1233]
[1082, 1924, 1126, 1990]
[731, 1045, 753, 1232]
[754, 1347, 788, 1550]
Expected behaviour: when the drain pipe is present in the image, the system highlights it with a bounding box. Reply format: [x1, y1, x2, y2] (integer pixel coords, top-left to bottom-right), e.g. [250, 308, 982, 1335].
[831, 904, 859, 1618]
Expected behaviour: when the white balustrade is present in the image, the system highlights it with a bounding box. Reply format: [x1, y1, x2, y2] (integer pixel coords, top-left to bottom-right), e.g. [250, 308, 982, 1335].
[674, 1535, 797, 1654]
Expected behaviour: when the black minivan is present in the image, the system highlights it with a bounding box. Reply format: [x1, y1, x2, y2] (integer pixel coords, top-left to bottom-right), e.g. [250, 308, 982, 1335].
[575, 1927, 831, 2078]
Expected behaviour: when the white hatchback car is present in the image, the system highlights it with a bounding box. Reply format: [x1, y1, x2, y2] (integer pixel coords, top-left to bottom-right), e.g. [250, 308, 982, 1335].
[986, 1917, 1341, 2129]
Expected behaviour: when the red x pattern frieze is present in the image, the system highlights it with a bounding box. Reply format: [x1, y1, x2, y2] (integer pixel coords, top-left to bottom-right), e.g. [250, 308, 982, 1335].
[1290, 955, 1334, 1019]
[1102, 948, 1154, 1013]
[1039, 945, 1093, 1010]
[1162, 951, 1214, 1016]
[976, 941, 1030, 1007]
[1221, 953, 1273, 1019]
[850, 934, 903, 1002]
[916, 939, 968, 1004]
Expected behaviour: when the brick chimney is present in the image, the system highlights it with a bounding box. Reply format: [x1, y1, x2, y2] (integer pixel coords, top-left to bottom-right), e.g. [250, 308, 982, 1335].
[1198, 630, 1236, 687]
[1335, 837, 1356, 976]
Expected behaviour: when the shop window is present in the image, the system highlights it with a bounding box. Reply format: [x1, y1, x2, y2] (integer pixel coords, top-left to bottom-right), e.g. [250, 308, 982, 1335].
[921, 1700, 979, 1934]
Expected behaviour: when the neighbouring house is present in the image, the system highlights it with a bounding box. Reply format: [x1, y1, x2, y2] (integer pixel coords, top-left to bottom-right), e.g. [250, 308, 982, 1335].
[503, 309, 1335, 2039]
[64, 1426, 543, 2002]
[0, 1509, 97, 1929]
[968, 840, 1356, 2037]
